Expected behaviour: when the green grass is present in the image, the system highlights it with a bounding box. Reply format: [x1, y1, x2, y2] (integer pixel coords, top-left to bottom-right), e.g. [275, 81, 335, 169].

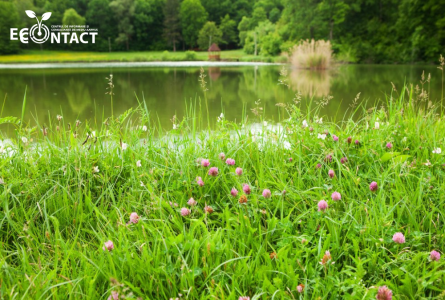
[0, 83, 444, 300]
[0, 50, 286, 64]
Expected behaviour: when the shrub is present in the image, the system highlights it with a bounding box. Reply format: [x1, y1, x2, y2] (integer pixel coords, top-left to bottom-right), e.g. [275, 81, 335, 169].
[134, 56, 147, 62]
[161, 50, 170, 61]
[334, 44, 359, 63]
[280, 40, 295, 55]
[260, 33, 282, 56]
[184, 50, 198, 61]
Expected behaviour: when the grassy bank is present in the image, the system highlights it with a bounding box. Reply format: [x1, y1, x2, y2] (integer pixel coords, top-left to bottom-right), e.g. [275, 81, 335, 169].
[0, 81, 444, 299]
[0, 50, 285, 64]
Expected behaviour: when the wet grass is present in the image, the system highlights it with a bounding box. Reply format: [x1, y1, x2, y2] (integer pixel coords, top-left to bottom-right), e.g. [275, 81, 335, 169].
[0, 84, 444, 299]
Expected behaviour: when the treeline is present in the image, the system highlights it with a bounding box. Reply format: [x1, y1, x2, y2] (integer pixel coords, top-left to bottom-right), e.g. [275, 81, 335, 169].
[0, 0, 444, 63]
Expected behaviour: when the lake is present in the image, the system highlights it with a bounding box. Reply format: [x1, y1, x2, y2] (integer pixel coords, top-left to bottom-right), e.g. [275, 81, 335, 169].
[0, 63, 442, 131]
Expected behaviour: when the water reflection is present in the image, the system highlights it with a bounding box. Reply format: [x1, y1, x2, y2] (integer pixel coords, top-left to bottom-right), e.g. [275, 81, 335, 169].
[290, 69, 331, 98]
[0, 64, 442, 133]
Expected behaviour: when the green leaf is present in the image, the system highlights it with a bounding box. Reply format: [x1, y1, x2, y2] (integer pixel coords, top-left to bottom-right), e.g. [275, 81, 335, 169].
[380, 152, 401, 162]
[192, 267, 202, 277]
[392, 155, 410, 164]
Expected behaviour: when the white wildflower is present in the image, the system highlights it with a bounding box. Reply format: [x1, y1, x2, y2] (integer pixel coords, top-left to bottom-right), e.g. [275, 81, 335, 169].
[375, 122, 380, 129]
[21, 137, 28, 144]
[56, 115, 63, 121]
[136, 160, 142, 167]
[142, 125, 147, 132]
[302, 120, 308, 128]
[317, 133, 326, 140]
[173, 124, 177, 130]
[432, 148, 442, 154]
[93, 166, 100, 173]
[283, 141, 291, 150]
[121, 143, 128, 150]
[217, 113, 225, 122]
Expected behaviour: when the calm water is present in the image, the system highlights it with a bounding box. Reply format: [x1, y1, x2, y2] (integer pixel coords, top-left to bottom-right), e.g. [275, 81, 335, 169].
[0, 64, 442, 130]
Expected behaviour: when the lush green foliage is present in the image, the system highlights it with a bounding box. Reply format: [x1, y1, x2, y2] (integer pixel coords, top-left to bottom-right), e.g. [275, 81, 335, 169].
[0, 80, 445, 298]
[219, 14, 237, 48]
[180, 0, 207, 48]
[109, 0, 135, 50]
[163, 0, 181, 51]
[197, 21, 222, 51]
[1, 0, 444, 63]
[62, 7, 85, 27]
[0, 1, 21, 54]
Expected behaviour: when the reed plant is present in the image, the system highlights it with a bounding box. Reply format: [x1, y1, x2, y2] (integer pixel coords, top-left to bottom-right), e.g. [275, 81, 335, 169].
[290, 39, 332, 70]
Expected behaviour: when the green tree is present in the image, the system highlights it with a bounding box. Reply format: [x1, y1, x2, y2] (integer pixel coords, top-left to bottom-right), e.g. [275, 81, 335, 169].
[110, 0, 135, 50]
[237, 16, 251, 47]
[278, 0, 324, 41]
[200, 0, 231, 24]
[231, 0, 255, 25]
[42, 0, 69, 26]
[0, 2, 21, 54]
[250, 7, 267, 28]
[268, 7, 281, 23]
[180, 0, 208, 48]
[220, 14, 237, 46]
[62, 8, 85, 27]
[243, 20, 276, 55]
[133, 0, 165, 50]
[61, 9, 86, 47]
[163, 0, 181, 51]
[317, 0, 349, 40]
[14, 0, 36, 28]
[197, 21, 222, 50]
[395, 0, 444, 62]
[86, 0, 118, 51]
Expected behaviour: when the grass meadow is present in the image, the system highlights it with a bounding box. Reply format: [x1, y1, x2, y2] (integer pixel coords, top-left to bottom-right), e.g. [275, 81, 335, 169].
[0, 74, 444, 300]
[0, 50, 285, 64]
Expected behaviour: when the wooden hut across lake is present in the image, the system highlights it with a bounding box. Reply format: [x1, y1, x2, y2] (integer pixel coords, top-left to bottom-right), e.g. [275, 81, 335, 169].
[208, 43, 221, 61]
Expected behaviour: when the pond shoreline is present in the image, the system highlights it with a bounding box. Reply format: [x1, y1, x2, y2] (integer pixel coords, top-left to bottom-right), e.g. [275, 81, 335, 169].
[0, 61, 283, 69]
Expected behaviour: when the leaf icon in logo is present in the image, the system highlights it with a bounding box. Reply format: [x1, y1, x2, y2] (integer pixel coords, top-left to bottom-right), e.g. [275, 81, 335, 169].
[25, 10, 36, 18]
[41, 12, 52, 21]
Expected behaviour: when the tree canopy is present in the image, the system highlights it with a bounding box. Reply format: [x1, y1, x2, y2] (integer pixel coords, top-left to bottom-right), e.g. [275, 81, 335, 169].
[197, 21, 222, 50]
[179, 0, 207, 48]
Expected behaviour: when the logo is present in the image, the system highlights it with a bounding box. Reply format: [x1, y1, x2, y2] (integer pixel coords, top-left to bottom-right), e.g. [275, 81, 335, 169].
[10, 10, 98, 44]
[25, 10, 51, 44]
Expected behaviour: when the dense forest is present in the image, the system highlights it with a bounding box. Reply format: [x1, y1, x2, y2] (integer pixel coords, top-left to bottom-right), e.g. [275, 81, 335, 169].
[0, 0, 444, 63]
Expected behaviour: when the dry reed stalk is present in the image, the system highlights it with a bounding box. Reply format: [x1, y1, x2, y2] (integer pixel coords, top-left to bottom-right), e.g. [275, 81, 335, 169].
[290, 39, 332, 70]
